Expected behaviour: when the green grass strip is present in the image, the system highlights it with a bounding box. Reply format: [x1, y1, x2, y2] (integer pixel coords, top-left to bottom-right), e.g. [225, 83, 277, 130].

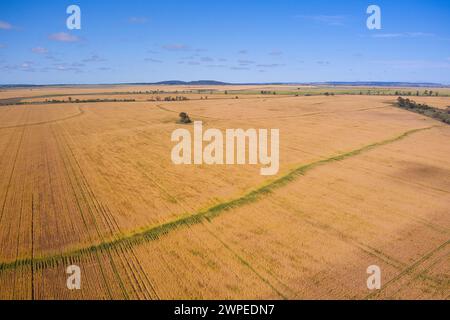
[0, 125, 437, 273]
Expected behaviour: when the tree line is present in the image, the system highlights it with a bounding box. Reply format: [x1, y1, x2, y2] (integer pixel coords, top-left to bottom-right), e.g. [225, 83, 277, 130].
[396, 97, 450, 124]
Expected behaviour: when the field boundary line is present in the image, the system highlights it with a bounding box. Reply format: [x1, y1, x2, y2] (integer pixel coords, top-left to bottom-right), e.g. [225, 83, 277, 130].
[155, 104, 389, 121]
[0, 125, 438, 273]
[0, 109, 29, 225]
[0, 106, 85, 130]
[286, 204, 407, 270]
[57, 125, 130, 299]
[50, 125, 115, 299]
[202, 223, 288, 299]
[364, 239, 449, 299]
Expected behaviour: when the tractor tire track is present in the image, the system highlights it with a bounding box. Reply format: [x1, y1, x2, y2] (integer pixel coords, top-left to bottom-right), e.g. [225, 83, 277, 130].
[365, 239, 449, 299]
[0, 125, 438, 274]
[0, 106, 85, 130]
[58, 124, 161, 299]
[49, 125, 114, 299]
[202, 222, 288, 299]
[155, 103, 389, 122]
[0, 109, 29, 226]
[286, 204, 406, 270]
[55, 125, 131, 299]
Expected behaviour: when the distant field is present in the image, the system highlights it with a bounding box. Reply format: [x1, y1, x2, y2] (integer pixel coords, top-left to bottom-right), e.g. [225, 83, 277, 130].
[407, 96, 450, 109]
[2, 84, 450, 103]
[0, 86, 449, 299]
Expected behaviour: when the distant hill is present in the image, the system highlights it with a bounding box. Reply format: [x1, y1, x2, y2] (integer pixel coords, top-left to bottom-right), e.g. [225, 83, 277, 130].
[309, 82, 446, 88]
[143, 80, 231, 86]
[133, 81, 449, 88]
[1, 81, 449, 88]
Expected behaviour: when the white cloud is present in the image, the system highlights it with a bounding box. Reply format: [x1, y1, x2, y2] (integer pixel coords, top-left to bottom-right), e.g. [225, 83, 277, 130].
[52, 62, 84, 72]
[200, 57, 214, 62]
[256, 63, 285, 68]
[371, 59, 450, 69]
[406, 32, 435, 37]
[372, 32, 435, 39]
[145, 58, 163, 63]
[162, 44, 189, 51]
[49, 32, 79, 42]
[372, 33, 403, 38]
[238, 59, 255, 65]
[129, 17, 148, 24]
[82, 54, 106, 63]
[269, 50, 283, 56]
[32, 47, 48, 54]
[1, 61, 38, 72]
[0, 21, 13, 30]
[20, 61, 35, 71]
[296, 15, 346, 26]
[206, 64, 226, 68]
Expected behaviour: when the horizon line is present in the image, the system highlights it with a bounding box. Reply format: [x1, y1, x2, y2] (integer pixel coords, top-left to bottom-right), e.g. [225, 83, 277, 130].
[1, 80, 449, 88]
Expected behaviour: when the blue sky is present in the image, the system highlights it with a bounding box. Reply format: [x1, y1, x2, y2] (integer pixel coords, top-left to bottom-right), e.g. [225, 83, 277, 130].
[1, 0, 449, 84]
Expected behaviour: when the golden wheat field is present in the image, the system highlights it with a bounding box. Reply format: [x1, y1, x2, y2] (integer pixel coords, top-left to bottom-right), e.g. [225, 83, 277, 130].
[0, 86, 449, 300]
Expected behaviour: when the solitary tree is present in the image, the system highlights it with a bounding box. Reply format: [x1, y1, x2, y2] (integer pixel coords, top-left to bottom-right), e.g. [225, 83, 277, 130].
[178, 112, 192, 124]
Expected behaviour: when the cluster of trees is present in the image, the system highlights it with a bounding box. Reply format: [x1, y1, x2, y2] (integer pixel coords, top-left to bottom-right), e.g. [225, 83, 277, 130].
[397, 97, 450, 124]
[50, 98, 136, 103]
[148, 96, 189, 101]
[260, 91, 277, 95]
[92, 90, 194, 95]
[367, 90, 384, 95]
[0, 98, 137, 106]
[197, 90, 214, 94]
[358, 90, 389, 95]
[394, 90, 439, 97]
[128, 90, 173, 94]
[422, 90, 438, 96]
[397, 97, 422, 108]
[164, 96, 189, 101]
